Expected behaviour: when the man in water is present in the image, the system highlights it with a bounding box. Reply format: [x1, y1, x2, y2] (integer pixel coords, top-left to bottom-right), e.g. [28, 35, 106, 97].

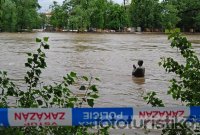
[132, 60, 145, 77]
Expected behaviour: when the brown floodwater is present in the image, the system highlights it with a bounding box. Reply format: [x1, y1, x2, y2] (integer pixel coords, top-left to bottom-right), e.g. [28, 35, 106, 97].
[0, 32, 200, 108]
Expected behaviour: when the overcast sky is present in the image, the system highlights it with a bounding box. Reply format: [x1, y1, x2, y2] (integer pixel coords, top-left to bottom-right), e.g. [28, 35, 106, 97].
[38, 0, 125, 12]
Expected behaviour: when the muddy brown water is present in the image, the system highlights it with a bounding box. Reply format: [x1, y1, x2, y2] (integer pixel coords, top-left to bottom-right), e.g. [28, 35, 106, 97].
[0, 32, 200, 108]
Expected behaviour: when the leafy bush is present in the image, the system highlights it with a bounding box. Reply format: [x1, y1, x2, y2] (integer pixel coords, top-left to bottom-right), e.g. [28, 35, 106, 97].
[144, 32, 200, 134]
[0, 37, 107, 135]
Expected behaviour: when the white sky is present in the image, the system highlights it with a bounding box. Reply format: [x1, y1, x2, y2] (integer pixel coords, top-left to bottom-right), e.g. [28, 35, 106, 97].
[38, 0, 125, 12]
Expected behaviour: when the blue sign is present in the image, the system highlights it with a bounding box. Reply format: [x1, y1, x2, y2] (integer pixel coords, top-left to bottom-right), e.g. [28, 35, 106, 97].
[0, 109, 9, 127]
[72, 108, 133, 126]
[187, 107, 200, 122]
[1, 107, 200, 127]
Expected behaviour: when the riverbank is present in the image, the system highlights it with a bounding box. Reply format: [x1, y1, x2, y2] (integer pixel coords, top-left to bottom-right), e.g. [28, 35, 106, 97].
[1, 31, 200, 36]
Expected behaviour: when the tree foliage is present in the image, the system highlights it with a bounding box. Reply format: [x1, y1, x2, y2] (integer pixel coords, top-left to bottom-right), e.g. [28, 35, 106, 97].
[49, 0, 130, 31]
[0, 0, 17, 32]
[129, 0, 200, 31]
[161, 32, 200, 105]
[144, 32, 200, 134]
[1, 0, 200, 32]
[0, 0, 41, 32]
[162, 0, 200, 31]
[50, 1, 69, 29]
[129, 0, 162, 30]
[161, 1, 180, 29]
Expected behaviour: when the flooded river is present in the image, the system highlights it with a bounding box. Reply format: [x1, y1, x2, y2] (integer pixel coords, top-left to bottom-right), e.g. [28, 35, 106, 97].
[0, 32, 200, 107]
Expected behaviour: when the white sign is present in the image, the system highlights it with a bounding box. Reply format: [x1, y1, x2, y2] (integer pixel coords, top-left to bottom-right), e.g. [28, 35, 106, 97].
[8, 108, 72, 126]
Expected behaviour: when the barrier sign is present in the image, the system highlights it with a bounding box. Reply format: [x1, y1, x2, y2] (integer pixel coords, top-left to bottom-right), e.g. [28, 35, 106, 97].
[1, 108, 71, 127]
[72, 108, 133, 126]
[0, 107, 200, 127]
[134, 107, 189, 118]
[0, 109, 8, 127]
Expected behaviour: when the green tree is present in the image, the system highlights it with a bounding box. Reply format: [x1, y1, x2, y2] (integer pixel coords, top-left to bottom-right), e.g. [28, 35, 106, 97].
[161, 2, 180, 29]
[194, 13, 200, 31]
[165, 0, 200, 31]
[89, 0, 106, 29]
[105, 2, 127, 30]
[0, 0, 4, 30]
[50, 1, 69, 30]
[13, 0, 40, 31]
[38, 13, 48, 29]
[69, 5, 90, 32]
[129, 0, 162, 31]
[1, 0, 17, 32]
[58, 0, 92, 31]
[0, 0, 41, 32]
[50, 0, 130, 31]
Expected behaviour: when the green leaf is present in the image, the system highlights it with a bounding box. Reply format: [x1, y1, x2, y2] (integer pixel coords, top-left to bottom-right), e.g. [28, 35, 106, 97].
[47, 94, 51, 99]
[87, 99, 94, 107]
[24, 76, 29, 83]
[79, 85, 86, 90]
[82, 76, 88, 81]
[95, 77, 101, 81]
[70, 72, 77, 78]
[37, 48, 41, 53]
[90, 85, 98, 92]
[18, 131, 24, 135]
[33, 54, 38, 59]
[44, 44, 49, 49]
[3, 71, 7, 75]
[54, 90, 62, 97]
[26, 53, 32, 56]
[25, 63, 32, 68]
[43, 37, 49, 42]
[90, 94, 99, 99]
[31, 104, 38, 108]
[36, 38, 41, 42]
[53, 98, 57, 102]
[27, 71, 34, 78]
[27, 58, 33, 64]
[7, 87, 14, 96]
[143, 96, 148, 100]
[37, 100, 43, 105]
[43, 86, 48, 90]
[40, 53, 46, 57]
[35, 69, 41, 76]
[66, 102, 74, 108]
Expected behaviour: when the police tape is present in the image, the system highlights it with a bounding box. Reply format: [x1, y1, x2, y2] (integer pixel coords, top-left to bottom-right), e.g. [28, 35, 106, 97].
[0, 107, 200, 127]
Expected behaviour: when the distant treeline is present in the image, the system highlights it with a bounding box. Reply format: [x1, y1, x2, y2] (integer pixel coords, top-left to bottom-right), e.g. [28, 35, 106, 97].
[1, 0, 200, 32]
[0, 0, 41, 32]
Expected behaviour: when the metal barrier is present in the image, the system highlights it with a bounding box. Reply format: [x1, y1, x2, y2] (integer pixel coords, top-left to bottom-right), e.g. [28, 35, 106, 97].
[0, 107, 200, 127]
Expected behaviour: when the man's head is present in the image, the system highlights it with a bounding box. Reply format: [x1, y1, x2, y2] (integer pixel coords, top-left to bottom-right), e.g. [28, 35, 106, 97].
[138, 60, 143, 66]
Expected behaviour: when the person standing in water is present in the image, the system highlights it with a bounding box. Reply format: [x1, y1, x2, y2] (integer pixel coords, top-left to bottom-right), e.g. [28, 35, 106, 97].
[132, 60, 145, 77]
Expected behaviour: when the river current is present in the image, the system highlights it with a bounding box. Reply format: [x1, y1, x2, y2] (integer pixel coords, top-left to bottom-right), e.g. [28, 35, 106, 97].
[0, 32, 200, 108]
